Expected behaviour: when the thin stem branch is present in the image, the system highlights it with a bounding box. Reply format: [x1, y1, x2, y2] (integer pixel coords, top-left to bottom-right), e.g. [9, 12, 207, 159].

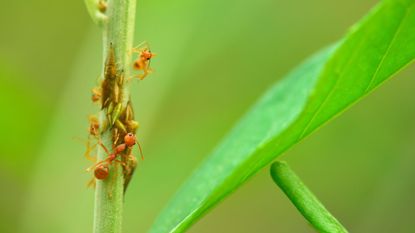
[84, 0, 108, 26]
[270, 161, 348, 233]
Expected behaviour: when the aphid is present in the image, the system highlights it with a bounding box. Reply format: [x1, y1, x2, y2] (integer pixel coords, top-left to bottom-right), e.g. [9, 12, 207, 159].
[105, 102, 115, 126]
[104, 44, 117, 80]
[86, 133, 138, 179]
[113, 83, 120, 103]
[117, 72, 125, 86]
[125, 101, 134, 120]
[115, 120, 127, 133]
[126, 120, 139, 132]
[112, 127, 121, 145]
[107, 101, 115, 115]
[123, 154, 137, 193]
[101, 44, 117, 109]
[111, 103, 123, 125]
[97, 0, 107, 13]
[132, 43, 156, 80]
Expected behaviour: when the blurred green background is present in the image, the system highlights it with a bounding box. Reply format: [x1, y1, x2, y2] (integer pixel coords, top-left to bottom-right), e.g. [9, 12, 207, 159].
[1, 0, 414, 232]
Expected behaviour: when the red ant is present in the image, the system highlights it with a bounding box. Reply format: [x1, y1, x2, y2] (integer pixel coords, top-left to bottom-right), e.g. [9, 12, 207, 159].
[74, 116, 100, 163]
[86, 133, 143, 180]
[131, 42, 156, 80]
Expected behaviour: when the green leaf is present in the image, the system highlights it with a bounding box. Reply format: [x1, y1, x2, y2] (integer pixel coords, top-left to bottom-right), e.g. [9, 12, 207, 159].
[150, 0, 415, 232]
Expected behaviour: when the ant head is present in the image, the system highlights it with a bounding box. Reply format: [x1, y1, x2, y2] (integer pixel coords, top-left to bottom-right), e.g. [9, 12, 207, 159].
[140, 50, 154, 60]
[124, 133, 136, 147]
[94, 164, 109, 180]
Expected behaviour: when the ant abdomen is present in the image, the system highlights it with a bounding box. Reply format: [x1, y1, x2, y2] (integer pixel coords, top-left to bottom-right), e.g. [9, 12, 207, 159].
[94, 164, 109, 180]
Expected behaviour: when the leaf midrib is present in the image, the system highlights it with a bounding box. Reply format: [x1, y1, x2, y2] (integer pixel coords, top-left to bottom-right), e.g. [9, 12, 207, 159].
[365, 4, 413, 92]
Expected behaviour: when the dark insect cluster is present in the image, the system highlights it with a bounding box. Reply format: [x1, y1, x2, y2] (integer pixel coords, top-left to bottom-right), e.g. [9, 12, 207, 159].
[84, 43, 147, 193]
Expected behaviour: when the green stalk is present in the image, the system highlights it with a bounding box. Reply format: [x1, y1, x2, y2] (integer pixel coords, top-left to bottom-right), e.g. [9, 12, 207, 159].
[85, 0, 137, 233]
[270, 161, 348, 233]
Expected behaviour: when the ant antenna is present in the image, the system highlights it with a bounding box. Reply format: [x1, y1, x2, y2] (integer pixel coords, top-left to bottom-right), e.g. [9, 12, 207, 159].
[136, 139, 144, 160]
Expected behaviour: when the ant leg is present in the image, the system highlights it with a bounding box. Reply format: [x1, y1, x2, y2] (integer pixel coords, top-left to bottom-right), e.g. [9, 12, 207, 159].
[138, 68, 151, 80]
[131, 41, 149, 52]
[138, 73, 147, 80]
[97, 140, 111, 156]
[113, 159, 127, 169]
[126, 73, 145, 82]
[131, 48, 144, 55]
[73, 136, 98, 162]
[138, 63, 153, 80]
[84, 138, 98, 162]
[86, 157, 111, 172]
[87, 177, 96, 189]
[130, 47, 144, 57]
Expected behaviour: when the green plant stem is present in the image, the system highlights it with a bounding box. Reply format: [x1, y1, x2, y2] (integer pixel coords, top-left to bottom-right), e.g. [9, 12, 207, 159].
[270, 161, 348, 233]
[89, 0, 137, 233]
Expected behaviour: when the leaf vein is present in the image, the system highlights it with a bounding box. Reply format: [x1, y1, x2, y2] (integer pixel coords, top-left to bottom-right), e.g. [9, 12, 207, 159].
[364, 5, 412, 92]
[297, 5, 412, 140]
